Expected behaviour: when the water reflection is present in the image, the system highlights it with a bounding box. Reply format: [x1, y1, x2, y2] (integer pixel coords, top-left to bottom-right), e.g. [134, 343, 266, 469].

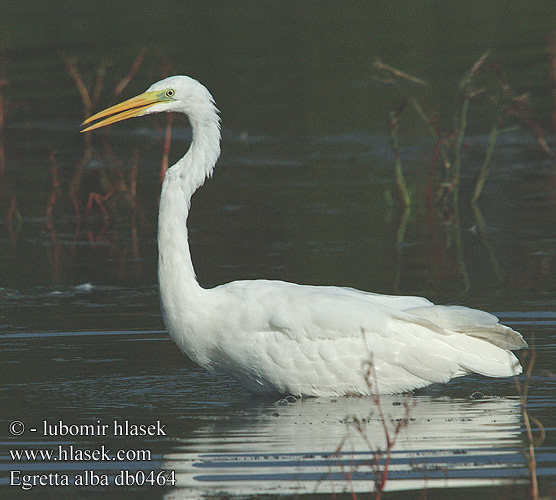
[163, 395, 528, 498]
[1, 325, 554, 499]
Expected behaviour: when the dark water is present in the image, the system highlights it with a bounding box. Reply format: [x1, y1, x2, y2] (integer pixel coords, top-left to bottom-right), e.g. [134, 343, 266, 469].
[1, 2, 556, 499]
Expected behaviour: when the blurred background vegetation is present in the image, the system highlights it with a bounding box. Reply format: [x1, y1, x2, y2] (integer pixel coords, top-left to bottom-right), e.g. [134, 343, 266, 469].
[1, 1, 556, 332]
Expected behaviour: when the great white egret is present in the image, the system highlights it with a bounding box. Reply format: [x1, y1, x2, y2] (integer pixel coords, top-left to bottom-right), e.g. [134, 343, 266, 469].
[81, 76, 527, 397]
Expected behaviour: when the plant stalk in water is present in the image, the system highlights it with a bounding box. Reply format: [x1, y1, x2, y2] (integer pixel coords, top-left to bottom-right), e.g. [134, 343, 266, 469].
[514, 346, 546, 500]
[471, 86, 506, 203]
[452, 51, 490, 205]
[389, 108, 411, 207]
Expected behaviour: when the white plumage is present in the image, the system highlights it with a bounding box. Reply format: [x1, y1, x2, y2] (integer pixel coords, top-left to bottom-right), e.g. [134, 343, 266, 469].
[82, 75, 527, 397]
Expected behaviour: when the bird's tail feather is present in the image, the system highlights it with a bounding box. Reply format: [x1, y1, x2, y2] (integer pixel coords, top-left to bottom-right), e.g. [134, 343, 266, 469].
[405, 304, 527, 350]
[403, 304, 527, 378]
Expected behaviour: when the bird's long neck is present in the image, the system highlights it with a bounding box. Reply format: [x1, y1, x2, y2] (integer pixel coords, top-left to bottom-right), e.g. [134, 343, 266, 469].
[157, 109, 221, 307]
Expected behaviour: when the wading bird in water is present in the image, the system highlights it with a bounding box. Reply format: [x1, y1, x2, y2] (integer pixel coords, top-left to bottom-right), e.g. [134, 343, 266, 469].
[81, 76, 527, 397]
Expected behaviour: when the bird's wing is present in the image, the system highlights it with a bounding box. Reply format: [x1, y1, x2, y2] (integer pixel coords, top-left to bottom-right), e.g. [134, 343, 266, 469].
[218, 279, 433, 339]
[211, 280, 523, 395]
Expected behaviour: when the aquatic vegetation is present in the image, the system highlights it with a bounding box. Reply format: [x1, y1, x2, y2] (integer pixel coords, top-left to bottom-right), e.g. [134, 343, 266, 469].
[0, 74, 6, 182]
[374, 51, 555, 294]
[374, 51, 554, 208]
[513, 344, 555, 500]
[319, 368, 412, 499]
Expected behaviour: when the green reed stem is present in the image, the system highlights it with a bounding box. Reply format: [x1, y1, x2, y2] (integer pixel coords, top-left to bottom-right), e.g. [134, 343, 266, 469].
[452, 202, 470, 292]
[451, 93, 470, 207]
[471, 204, 502, 282]
[373, 58, 451, 171]
[393, 205, 410, 293]
[471, 88, 507, 203]
[453, 50, 490, 205]
[389, 110, 411, 208]
[408, 96, 451, 171]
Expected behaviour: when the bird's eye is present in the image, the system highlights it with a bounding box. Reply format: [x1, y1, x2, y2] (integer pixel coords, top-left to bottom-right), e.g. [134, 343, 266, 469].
[165, 89, 175, 98]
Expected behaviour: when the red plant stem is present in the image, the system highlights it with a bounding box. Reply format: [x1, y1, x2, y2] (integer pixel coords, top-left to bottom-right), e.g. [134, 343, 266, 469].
[0, 78, 6, 181]
[91, 59, 110, 109]
[6, 194, 17, 244]
[45, 151, 60, 226]
[86, 192, 112, 220]
[551, 41, 556, 136]
[514, 347, 539, 500]
[112, 50, 145, 101]
[6, 194, 16, 224]
[130, 149, 139, 211]
[161, 114, 173, 182]
[61, 54, 92, 117]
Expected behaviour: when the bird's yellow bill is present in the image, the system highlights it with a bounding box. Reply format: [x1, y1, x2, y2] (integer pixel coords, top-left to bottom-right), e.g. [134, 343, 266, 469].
[80, 90, 170, 132]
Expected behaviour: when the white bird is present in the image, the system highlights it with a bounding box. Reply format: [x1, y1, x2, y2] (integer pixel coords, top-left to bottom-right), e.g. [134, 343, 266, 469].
[81, 75, 527, 397]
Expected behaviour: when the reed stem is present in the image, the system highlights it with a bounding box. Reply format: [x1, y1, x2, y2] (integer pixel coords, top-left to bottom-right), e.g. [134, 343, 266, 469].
[453, 51, 490, 205]
[471, 87, 506, 203]
[389, 109, 411, 207]
[408, 96, 451, 171]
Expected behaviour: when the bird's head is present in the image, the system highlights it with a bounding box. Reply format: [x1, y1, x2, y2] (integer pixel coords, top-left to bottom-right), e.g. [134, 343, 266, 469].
[81, 75, 217, 133]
